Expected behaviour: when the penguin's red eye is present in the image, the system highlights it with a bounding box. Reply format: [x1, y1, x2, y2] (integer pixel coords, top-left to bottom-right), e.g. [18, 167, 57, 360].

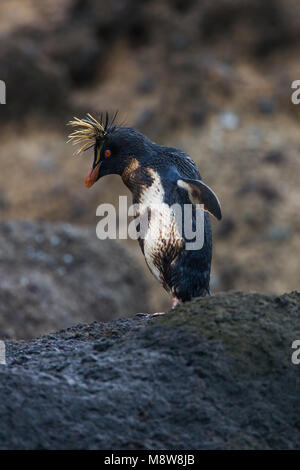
[104, 149, 111, 158]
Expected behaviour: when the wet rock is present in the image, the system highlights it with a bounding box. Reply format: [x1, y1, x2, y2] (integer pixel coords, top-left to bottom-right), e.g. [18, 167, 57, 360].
[0, 291, 299, 449]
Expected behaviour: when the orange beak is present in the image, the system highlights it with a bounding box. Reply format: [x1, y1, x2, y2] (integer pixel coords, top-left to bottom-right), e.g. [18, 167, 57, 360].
[85, 162, 101, 188]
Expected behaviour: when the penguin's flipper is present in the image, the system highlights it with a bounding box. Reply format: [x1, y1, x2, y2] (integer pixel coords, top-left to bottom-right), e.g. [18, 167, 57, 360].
[177, 178, 222, 220]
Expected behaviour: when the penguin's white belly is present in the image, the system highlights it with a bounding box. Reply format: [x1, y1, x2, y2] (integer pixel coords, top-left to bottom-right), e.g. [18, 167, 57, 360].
[138, 169, 183, 284]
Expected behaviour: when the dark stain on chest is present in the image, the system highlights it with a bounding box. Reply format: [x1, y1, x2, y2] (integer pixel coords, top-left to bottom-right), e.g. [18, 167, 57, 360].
[122, 158, 154, 204]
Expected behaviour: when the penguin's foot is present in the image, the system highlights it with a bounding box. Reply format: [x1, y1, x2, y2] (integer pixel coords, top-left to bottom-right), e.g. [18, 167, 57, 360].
[137, 297, 181, 318]
[172, 296, 181, 309]
[151, 297, 181, 316]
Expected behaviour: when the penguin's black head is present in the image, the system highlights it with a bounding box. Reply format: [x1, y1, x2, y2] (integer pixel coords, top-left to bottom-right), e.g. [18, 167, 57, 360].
[68, 113, 222, 220]
[67, 113, 154, 188]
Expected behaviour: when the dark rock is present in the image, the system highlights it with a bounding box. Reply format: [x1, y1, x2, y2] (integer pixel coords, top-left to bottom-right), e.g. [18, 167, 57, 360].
[0, 292, 299, 449]
[264, 150, 285, 164]
[257, 99, 277, 115]
[217, 217, 235, 238]
[172, 0, 196, 15]
[266, 225, 292, 242]
[0, 192, 9, 211]
[135, 108, 155, 129]
[190, 107, 207, 126]
[71, 0, 139, 39]
[0, 221, 150, 339]
[219, 261, 242, 290]
[137, 76, 156, 95]
[257, 183, 281, 202]
[44, 27, 103, 86]
[0, 37, 70, 123]
[237, 181, 281, 202]
[199, 0, 298, 56]
[169, 32, 191, 51]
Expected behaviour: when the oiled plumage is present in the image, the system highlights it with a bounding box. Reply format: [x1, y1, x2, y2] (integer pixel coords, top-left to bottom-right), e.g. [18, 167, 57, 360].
[68, 118, 220, 303]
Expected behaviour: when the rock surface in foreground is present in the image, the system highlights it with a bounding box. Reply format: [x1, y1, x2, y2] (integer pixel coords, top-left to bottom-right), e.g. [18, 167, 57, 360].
[0, 291, 299, 450]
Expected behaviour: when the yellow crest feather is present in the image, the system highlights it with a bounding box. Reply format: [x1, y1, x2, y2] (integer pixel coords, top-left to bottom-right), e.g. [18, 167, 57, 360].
[67, 113, 108, 155]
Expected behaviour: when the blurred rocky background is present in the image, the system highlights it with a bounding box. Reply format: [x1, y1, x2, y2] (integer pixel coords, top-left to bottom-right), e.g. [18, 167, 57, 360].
[0, 0, 299, 333]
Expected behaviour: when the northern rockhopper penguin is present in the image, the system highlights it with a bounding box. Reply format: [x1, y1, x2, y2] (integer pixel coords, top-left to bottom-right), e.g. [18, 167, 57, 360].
[68, 113, 222, 310]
